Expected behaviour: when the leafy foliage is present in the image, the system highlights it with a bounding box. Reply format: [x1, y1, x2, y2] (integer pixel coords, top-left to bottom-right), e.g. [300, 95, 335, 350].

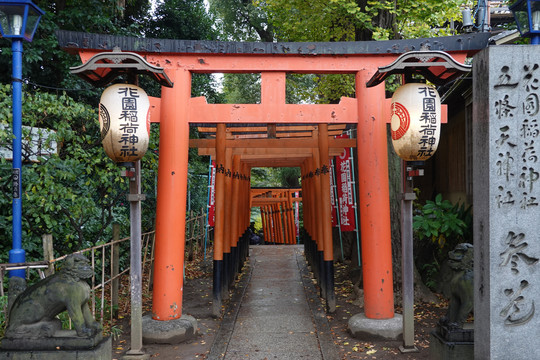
[0, 295, 7, 337]
[0, 84, 161, 262]
[264, 0, 467, 42]
[0, 0, 146, 101]
[145, 0, 217, 40]
[413, 193, 471, 249]
[258, 0, 467, 107]
[209, 0, 274, 41]
[0, 0, 223, 265]
[413, 193, 473, 289]
[222, 74, 261, 104]
[279, 167, 301, 188]
[250, 168, 283, 187]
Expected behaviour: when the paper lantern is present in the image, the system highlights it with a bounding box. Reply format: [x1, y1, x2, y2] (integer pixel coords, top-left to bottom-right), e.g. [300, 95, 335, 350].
[99, 84, 150, 162]
[390, 83, 441, 161]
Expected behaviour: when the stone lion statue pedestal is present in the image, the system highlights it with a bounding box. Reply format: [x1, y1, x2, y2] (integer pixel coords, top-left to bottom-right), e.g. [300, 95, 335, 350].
[1, 329, 108, 351]
[0, 254, 112, 360]
[429, 243, 474, 360]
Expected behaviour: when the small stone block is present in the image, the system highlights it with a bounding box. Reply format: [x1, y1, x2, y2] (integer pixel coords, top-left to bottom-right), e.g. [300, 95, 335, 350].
[348, 313, 403, 340]
[438, 324, 474, 343]
[142, 314, 198, 344]
[121, 352, 151, 360]
[429, 331, 473, 360]
[1, 331, 103, 351]
[0, 336, 112, 360]
[399, 345, 419, 354]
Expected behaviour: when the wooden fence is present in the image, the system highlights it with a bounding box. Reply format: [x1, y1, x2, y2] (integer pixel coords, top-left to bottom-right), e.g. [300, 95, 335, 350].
[185, 208, 207, 261]
[0, 229, 155, 329]
[0, 209, 209, 331]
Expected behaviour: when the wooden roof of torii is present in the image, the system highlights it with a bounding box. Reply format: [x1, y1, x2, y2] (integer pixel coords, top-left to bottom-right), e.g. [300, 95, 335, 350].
[56, 30, 490, 57]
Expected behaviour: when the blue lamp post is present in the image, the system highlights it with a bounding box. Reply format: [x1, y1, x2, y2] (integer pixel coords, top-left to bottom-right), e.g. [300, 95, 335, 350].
[0, 0, 44, 278]
[510, 0, 540, 44]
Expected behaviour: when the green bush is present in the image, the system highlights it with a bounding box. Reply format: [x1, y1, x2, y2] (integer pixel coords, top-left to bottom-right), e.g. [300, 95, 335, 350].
[413, 193, 471, 249]
[413, 193, 472, 290]
[0, 295, 7, 337]
[0, 84, 162, 263]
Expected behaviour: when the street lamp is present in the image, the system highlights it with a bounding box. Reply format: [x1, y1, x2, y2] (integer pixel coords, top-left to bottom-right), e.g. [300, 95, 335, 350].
[510, 0, 540, 44]
[71, 50, 171, 357]
[0, 0, 44, 278]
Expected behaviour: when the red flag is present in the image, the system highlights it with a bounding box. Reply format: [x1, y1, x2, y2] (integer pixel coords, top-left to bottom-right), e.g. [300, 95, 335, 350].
[330, 162, 338, 227]
[294, 191, 300, 237]
[335, 134, 356, 232]
[208, 161, 216, 227]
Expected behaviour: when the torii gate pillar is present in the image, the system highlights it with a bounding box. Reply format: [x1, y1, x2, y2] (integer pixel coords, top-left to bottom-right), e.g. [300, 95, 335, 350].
[346, 70, 402, 341]
[152, 68, 189, 321]
[142, 67, 198, 343]
[356, 70, 394, 319]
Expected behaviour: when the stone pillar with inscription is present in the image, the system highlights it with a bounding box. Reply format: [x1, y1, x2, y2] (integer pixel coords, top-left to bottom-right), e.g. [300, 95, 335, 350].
[473, 46, 540, 360]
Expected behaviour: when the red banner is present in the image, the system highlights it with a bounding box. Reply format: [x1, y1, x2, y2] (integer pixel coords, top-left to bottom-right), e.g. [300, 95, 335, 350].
[335, 134, 356, 232]
[330, 161, 338, 227]
[294, 191, 300, 237]
[207, 161, 216, 227]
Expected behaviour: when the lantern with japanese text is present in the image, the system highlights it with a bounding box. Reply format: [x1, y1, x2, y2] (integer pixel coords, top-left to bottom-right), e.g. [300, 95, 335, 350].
[99, 84, 150, 162]
[390, 83, 441, 161]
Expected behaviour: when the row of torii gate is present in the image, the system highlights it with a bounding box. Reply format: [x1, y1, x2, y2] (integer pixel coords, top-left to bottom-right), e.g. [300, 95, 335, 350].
[251, 188, 301, 245]
[58, 30, 490, 324]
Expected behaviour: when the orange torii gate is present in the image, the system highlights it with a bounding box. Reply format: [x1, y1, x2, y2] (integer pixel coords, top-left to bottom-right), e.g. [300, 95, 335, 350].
[193, 124, 357, 312]
[251, 188, 301, 244]
[58, 31, 490, 333]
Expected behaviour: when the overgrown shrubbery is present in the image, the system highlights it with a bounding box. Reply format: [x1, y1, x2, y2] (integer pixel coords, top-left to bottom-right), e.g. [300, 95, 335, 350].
[0, 295, 7, 337]
[413, 193, 471, 249]
[413, 193, 472, 290]
[0, 84, 160, 263]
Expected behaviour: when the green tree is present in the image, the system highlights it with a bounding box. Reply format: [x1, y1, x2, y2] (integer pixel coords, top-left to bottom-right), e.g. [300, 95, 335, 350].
[145, 0, 217, 40]
[251, 168, 283, 187]
[222, 73, 261, 104]
[0, 0, 148, 98]
[209, 0, 274, 41]
[263, 0, 467, 42]
[145, 0, 224, 213]
[0, 85, 159, 261]
[0, 0, 159, 263]
[0, 0, 226, 264]
[258, 0, 467, 103]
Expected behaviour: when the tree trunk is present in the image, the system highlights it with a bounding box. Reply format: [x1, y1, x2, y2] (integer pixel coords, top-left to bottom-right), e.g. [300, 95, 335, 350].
[117, 0, 126, 19]
[354, 0, 396, 41]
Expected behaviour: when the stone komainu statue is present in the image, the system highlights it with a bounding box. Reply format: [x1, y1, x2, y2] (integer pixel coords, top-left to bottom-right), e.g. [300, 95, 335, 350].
[440, 243, 474, 329]
[5, 253, 102, 338]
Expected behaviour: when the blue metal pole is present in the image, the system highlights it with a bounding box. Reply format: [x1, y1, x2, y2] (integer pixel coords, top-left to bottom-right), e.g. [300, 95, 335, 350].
[532, 35, 540, 45]
[9, 38, 25, 278]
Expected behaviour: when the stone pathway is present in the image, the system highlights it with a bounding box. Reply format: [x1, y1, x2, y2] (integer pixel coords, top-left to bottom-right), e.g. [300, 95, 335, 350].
[208, 245, 338, 360]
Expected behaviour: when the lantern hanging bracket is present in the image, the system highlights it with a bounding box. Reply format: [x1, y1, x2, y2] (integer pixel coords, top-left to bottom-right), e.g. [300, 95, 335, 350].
[365, 50, 471, 88]
[70, 48, 173, 88]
